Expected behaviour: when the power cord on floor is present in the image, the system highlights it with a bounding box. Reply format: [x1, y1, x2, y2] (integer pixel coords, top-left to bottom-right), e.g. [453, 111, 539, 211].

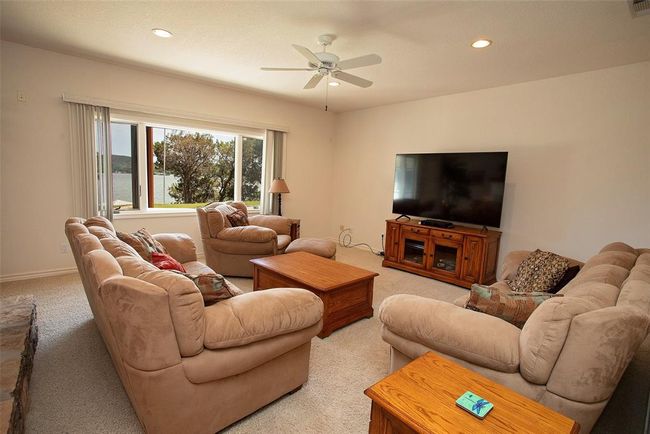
[338, 228, 383, 256]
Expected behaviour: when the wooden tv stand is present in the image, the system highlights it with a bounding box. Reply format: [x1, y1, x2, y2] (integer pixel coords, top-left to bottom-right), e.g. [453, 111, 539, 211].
[382, 219, 501, 288]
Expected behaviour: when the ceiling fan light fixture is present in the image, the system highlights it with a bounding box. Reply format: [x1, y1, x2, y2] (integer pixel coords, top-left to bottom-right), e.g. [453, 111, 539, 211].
[152, 28, 173, 38]
[328, 81, 340, 87]
[471, 39, 492, 49]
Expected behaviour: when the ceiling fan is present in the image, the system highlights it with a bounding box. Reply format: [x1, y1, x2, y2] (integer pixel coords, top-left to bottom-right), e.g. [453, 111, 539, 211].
[261, 34, 382, 89]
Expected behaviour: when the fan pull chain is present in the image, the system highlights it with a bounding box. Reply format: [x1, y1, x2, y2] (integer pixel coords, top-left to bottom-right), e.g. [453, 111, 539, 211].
[325, 75, 329, 111]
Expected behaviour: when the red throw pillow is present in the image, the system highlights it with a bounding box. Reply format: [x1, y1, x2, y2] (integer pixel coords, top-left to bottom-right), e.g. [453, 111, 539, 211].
[151, 252, 186, 272]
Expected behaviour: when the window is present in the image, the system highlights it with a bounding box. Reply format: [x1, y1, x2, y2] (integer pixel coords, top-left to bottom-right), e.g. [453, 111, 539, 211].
[109, 116, 265, 214]
[110, 122, 139, 211]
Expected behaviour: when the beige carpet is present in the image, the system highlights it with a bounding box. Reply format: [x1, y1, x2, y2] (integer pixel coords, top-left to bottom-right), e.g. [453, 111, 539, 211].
[1, 248, 647, 433]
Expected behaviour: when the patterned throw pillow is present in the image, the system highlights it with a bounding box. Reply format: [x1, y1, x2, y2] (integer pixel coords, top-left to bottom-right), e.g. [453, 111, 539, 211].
[548, 265, 580, 294]
[117, 228, 167, 262]
[465, 284, 563, 328]
[151, 252, 186, 273]
[507, 249, 569, 293]
[226, 210, 249, 227]
[171, 271, 242, 305]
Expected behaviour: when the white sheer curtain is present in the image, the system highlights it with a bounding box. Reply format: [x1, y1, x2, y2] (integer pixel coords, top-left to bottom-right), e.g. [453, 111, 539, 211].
[261, 130, 285, 215]
[68, 103, 113, 219]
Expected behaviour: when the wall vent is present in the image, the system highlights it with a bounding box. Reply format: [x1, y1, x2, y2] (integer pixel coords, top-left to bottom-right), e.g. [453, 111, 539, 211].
[630, 0, 650, 16]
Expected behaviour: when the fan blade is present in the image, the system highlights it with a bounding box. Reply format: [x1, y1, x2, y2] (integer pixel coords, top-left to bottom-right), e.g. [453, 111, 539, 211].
[292, 44, 321, 66]
[261, 67, 315, 71]
[336, 54, 382, 70]
[304, 73, 324, 89]
[332, 71, 373, 88]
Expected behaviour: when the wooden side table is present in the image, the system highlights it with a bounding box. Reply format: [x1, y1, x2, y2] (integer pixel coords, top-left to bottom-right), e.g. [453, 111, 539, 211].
[364, 352, 579, 434]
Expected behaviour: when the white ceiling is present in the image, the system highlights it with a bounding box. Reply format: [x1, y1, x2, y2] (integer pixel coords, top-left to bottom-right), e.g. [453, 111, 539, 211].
[1, 1, 649, 112]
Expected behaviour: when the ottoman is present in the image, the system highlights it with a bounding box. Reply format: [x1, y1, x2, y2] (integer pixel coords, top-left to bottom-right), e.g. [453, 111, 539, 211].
[285, 238, 337, 259]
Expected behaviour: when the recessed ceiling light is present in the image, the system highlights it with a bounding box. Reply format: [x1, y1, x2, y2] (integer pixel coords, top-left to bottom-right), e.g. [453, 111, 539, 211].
[471, 39, 492, 49]
[152, 28, 173, 38]
[328, 81, 340, 87]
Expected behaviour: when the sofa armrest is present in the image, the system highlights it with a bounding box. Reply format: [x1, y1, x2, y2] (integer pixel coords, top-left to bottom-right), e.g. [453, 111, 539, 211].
[203, 288, 324, 349]
[153, 233, 198, 263]
[216, 226, 277, 243]
[248, 215, 296, 236]
[379, 294, 521, 372]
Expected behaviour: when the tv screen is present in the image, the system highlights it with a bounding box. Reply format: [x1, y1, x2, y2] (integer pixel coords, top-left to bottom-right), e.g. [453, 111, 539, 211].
[392, 152, 508, 227]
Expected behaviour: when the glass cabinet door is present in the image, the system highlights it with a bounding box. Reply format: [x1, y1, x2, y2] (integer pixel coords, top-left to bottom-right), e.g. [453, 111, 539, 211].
[431, 241, 462, 277]
[399, 235, 429, 268]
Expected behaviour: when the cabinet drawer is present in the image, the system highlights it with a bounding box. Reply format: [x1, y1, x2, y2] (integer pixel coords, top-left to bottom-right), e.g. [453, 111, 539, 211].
[432, 230, 463, 242]
[402, 226, 430, 236]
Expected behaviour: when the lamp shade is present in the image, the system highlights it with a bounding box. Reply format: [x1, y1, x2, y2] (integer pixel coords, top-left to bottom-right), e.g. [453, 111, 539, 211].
[269, 178, 290, 194]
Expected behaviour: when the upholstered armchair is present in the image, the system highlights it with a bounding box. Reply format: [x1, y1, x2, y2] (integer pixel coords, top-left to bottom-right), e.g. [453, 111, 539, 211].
[197, 201, 300, 277]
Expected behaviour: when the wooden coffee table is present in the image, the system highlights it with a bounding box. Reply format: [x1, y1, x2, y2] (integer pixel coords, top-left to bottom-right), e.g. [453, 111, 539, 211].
[365, 352, 580, 434]
[250, 252, 379, 338]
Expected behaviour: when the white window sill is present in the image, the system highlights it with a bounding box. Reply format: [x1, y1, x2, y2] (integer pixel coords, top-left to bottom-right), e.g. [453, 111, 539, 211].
[113, 207, 261, 220]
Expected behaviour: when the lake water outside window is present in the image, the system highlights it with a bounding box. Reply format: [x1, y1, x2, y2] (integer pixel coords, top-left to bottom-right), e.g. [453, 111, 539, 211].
[111, 122, 138, 211]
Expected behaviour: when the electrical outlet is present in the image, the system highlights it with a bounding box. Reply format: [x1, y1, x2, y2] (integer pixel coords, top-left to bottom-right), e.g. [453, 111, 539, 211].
[59, 243, 69, 254]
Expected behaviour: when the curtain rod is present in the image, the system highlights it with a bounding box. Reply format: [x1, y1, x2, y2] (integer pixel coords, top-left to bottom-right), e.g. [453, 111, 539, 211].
[61, 93, 290, 133]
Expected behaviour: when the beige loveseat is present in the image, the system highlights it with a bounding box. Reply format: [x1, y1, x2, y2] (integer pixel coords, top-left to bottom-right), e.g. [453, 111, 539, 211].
[379, 242, 650, 433]
[65, 217, 323, 433]
[197, 201, 300, 277]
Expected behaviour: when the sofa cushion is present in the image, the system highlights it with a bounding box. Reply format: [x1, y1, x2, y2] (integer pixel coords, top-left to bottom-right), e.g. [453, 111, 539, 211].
[379, 294, 521, 373]
[87, 226, 117, 240]
[466, 285, 562, 329]
[636, 253, 650, 267]
[206, 209, 227, 237]
[617, 279, 650, 314]
[83, 216, 115, 233]
[599, 242, 636, 255]
[565, 264, 630, 290]
[181, 322, 321, 383]
[581, 251, 637, 272]
[203, 288, 323, 349]
[116, 255, 159, 276]
[546, 306, 650, 403]
[216, 226, 277, 243]
[561, 282, 621, 309]
[626, 264, 650, 283]
[137, 270, 206, 357]
[519, 297, 597, 384]
[100, 237, 141, 259]
[507, 249, 569, 293]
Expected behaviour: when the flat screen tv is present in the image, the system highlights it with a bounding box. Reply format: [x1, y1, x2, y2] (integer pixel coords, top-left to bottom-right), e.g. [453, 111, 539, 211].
[392, 152, 508, 228]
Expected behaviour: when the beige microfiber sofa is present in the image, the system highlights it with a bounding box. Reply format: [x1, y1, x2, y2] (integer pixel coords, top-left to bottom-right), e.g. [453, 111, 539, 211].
[65, 217, 323, 434]
[379, 242, 650, 433]
[197, 201, 299, 277]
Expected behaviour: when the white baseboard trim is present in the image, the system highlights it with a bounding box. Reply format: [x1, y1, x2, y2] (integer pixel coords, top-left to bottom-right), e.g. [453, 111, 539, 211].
[0, 267, 78, 283]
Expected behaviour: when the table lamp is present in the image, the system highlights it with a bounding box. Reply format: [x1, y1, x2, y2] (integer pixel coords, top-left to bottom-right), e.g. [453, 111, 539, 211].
[269, 178, 290, 216]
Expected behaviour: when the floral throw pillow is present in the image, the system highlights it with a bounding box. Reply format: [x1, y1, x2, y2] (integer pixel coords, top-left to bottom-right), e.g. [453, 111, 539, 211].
[465, 284, 563, 328]
[117, 228, 167, 262]
[507, 249, 569, 293]
[226, 210, 249, 227]
[171, 271, 243, 305]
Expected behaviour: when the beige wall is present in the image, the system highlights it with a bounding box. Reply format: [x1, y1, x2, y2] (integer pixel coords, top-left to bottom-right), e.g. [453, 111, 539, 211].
[2, 40, 648, 280]
[332, 62, 650, 263]
[0, 41, 334, 279]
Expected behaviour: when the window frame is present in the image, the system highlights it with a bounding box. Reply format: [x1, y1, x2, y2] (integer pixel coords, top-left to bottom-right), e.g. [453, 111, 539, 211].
[110, 111, 265, 218]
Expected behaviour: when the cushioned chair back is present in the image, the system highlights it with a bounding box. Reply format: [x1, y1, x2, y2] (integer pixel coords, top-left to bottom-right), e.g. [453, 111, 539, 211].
[196, 201, 248, 239]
